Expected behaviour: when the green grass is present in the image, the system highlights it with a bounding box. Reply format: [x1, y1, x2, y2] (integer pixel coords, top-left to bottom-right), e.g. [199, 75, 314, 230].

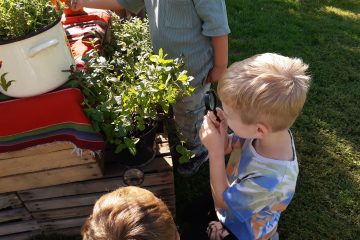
[31, 0, 360, 239]
[176, 0, 360, 239]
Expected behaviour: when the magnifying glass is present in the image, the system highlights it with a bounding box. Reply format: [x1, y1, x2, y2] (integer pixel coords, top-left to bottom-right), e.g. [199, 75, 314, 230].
[204, 90, 220, 122]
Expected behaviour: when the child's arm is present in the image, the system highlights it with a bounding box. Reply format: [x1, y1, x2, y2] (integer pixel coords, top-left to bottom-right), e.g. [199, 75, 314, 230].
[68, 0, 144, 13]
[192, 0, 230, 83]
[209, 150, 229, 209]
[200, 112, 229, 209]
[207, 35, 228, 83]
[68, 0, 124, 11]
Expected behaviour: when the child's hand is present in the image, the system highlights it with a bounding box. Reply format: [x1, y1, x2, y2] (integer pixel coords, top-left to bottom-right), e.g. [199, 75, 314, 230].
[206, 66, 227, 83]
[199, 111, 228, 155]
[209, 107, 227, 129]
[207, 108, 232, 153]
[65, 0, 83, 11]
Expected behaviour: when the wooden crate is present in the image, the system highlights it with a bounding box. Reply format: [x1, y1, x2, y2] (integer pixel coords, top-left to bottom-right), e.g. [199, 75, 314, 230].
[0, 133, 175, 239]
[0, 142, 104, 194]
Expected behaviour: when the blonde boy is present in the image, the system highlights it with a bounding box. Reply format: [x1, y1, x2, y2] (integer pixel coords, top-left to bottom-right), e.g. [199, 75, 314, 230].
[199, 53, 311, 239]
[81, 186, 179, 240]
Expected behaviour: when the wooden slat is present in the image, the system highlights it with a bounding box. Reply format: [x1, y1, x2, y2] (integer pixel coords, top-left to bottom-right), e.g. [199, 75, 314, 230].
[0, 149, 96, 178]
[0, 208, 31, 223]
[146, 184, 175, 199]
[25, 193, 103, 212]
[0, 231, 40, 240]
[0, 163, 103, 194]
[0, 220, 40, 236]
[25, 184, 174, 212]
[47, 227, 81, 236]
[19, 171, 174, 201]
[32, 206, 93, 221]
[0, 142, 74, 160]
[0, 193, 22, 210]
[39, 217, 87, 231]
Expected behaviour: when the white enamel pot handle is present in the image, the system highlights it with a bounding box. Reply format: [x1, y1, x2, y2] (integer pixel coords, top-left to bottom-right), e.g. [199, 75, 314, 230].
[28, 39, 59, 58]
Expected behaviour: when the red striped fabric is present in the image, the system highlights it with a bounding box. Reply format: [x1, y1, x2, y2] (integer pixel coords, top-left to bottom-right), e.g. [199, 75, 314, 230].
[0, 88, 104, 153]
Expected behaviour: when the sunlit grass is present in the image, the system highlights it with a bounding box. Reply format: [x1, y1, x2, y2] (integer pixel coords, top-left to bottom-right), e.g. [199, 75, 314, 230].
[323, 6, 360, 20]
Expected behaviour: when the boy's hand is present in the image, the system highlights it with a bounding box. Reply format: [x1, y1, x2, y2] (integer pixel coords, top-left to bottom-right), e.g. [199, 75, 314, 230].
[206, 66, 227, 83]
[208, 107, 227, 128]
[206, 108, 232, 153]
[65, 0, 84, 11]
[199, 110, 227, 155]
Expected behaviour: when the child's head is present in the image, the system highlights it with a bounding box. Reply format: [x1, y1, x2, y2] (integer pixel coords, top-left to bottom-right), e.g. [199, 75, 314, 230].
[218, 53, 311, 134]
[81, 186, 179, 240]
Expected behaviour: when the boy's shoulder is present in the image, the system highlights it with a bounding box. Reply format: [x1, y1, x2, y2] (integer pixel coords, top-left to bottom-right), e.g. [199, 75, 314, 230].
[240, 138, 298, 177]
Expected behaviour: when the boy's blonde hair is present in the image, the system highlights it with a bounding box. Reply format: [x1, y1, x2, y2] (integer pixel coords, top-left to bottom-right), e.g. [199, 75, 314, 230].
[81, 186, 177, 240]
[218, 53, 311, 132]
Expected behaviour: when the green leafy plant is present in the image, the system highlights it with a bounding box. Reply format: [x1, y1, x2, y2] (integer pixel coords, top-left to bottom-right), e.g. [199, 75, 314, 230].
[69, 16, 194, 155]
[0, 0, 62, 41]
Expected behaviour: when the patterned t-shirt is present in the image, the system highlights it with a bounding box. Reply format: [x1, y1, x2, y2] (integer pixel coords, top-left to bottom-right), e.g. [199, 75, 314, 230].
[217, 131, 299, 240]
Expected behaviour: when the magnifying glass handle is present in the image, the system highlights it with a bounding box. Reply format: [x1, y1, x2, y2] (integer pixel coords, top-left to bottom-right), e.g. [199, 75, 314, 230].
[213, 109, 221, 122]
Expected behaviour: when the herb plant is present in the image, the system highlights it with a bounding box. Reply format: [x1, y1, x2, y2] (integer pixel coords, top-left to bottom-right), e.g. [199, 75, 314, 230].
[70, 16, 194, 155]
[0, 0, 62, 41]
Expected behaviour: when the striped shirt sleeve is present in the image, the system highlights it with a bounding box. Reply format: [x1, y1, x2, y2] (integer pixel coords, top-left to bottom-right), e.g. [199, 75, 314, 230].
[117, 0, 144, 14]
[193, 0, 231, 36]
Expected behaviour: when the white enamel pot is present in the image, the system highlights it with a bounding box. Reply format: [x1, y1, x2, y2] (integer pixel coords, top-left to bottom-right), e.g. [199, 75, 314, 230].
[0, 18, 74, 98]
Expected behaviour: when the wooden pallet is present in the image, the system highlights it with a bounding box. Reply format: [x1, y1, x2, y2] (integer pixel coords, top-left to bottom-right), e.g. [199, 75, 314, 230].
[0, 133, 175, 239]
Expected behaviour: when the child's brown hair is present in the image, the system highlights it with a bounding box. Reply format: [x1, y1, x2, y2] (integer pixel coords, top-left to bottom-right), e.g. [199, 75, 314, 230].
[218, 53, 311, 132]
[81, 186, 177, 240]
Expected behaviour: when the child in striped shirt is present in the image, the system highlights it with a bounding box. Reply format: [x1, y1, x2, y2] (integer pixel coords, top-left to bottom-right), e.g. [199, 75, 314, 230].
[68, 0, 230, 177]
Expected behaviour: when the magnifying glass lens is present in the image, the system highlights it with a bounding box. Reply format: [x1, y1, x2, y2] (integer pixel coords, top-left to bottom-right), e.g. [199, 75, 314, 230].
[204, 90, 220, 122]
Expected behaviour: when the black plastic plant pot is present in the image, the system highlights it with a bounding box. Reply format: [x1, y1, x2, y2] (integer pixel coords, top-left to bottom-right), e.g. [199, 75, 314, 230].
[105, 122, 159, 167]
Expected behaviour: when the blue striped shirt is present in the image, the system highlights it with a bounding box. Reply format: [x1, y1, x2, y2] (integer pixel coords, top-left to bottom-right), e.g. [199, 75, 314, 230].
[117, 0, 230, 84]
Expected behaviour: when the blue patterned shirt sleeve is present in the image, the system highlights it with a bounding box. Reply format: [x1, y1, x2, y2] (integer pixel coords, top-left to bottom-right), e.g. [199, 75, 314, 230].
[223, 175, 281, 222]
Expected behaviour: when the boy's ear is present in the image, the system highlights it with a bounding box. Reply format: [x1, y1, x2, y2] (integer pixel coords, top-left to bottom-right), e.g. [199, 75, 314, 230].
[255, 123, 269, 139]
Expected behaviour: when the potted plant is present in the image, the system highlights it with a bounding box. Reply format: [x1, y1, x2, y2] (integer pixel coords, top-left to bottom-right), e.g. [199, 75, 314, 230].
[69, 16, 194, 166]
[0, 0, 74, 98]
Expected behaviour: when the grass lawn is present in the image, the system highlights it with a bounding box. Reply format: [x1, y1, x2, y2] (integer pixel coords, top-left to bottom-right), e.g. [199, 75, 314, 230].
[31, 0, 359, 239]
